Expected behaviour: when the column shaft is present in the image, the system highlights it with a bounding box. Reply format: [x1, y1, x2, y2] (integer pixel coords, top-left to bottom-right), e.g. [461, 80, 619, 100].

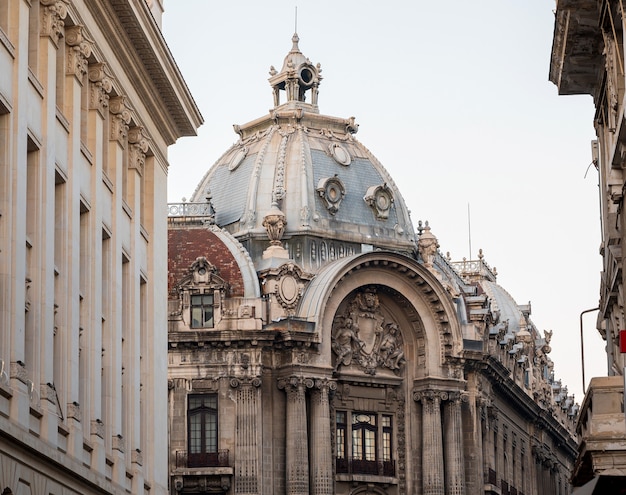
[284, 378, 309, 495]
[444, 395, 465, 495]
[421, 392, 445, 495]
[310, 380, 333, 495]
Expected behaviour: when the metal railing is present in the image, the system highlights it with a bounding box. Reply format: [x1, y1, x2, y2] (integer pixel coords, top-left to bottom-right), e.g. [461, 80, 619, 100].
[175, 449, 230, 469]
[336, 458, 395, 477]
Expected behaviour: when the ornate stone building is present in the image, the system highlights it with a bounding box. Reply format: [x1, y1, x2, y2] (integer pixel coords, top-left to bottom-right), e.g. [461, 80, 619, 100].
[168, 35, 578, 495]
[550, 0, 626, 492]
[0, 1, 201, 494]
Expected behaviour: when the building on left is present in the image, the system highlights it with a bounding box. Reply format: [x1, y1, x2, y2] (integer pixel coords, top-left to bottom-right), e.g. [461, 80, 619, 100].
[0, 1, 202, 494]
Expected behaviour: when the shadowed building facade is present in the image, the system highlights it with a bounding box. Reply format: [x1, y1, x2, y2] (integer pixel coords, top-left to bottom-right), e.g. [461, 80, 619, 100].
[550, 0, 626, 492]
[0, 1, 201, 494]
[167, 35, 578, 495]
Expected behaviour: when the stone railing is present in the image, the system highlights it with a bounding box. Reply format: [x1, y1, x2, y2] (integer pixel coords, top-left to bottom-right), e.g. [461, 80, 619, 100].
[167, 202, 213, 218]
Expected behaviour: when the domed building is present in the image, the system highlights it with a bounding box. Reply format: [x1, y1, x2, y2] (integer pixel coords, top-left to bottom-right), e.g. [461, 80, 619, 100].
[167, 35, 578, 495]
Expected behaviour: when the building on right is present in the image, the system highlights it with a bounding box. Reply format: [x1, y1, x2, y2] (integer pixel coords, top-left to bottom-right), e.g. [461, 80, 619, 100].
[550, 1, 626, 492]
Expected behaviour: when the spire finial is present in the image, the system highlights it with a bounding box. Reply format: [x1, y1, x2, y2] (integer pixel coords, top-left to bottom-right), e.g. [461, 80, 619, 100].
[295, 6, 298, 34]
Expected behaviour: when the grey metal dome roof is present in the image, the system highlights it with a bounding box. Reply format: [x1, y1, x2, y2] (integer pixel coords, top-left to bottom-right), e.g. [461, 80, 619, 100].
[191, 35, 416, 271]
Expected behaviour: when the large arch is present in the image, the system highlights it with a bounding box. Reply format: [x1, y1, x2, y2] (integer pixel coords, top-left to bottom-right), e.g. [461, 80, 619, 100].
[298, 251, 463, 378]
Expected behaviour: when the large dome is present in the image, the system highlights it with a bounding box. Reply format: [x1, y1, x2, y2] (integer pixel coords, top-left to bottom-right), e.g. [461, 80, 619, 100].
[191, 34, 416, 272]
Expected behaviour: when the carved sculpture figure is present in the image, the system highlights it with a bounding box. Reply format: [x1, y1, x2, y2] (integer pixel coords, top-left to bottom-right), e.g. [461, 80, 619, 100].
[332, 318, 364, 371]
[331, 289, 406, 375]
[379, 323, 405, 370]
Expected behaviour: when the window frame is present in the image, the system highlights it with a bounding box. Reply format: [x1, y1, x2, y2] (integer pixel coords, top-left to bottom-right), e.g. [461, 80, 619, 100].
[335, 409, 395, 477]
[187, 393, 218, 467]
[190, 291, 214, 329]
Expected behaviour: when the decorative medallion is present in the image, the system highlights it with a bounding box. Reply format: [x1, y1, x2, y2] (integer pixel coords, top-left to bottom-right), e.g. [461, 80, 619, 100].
[228, 146, 248, 171]
[329, 143, 351, 166]
[317, 175, 346, 215]
[364, 183, 394, 220]
[259, 262, 313, 315]
[331, 288, 406, 375]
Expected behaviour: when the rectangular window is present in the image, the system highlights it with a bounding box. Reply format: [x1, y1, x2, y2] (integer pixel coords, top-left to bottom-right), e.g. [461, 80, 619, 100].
[188, 394, 218, 468]
[191, 293, 214, 328]
[352, 412, 377, 475]
[336, 410, 395, 476]
[382, 414, 392, 461]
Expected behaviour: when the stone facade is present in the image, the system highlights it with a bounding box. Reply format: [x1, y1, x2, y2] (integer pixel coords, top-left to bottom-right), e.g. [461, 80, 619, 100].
[0, 1, 201, 494]
[550, 1, 626, 490]
[168, 36, 578, 495]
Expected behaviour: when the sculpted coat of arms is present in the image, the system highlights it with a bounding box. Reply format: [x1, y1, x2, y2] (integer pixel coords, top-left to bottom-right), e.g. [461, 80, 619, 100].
[331, 288, 405, 375]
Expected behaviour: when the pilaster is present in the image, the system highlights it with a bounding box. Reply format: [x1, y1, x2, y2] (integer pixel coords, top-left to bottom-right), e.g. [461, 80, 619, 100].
[231, 377, 262, 495]
[278, 376, 313, 495]
[310, 378, 335, 495]
[414, 390, 445, 495]
[444, 392, 466, 495]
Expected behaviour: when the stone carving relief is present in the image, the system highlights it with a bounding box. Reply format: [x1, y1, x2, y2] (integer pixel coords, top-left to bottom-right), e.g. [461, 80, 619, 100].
[88, 62, 113, 114]
[328, 142, 351, 166]
[40, 0, 69, 46]
[364, 183, 394, 220]
[65, 25, 93, 80]
[228, 145, 247, 171]
[316, 175, 346, 215]
[259, 262, 313, 315]
[603, 30, 619, 132]
[331, 288, 406, 375]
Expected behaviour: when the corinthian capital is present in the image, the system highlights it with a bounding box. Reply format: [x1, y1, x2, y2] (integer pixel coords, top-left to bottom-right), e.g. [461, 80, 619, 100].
[128, 126, 150, 175]
[109, 96, 132, 145]
[65, 25, 93, 80]
[40, 0, 69, 46]
[88, 62, 114, 113]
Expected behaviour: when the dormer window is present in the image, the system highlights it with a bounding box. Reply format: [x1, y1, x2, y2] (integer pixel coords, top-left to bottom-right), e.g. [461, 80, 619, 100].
[191, 293, 214, 328]
[175, 257, 227, 331]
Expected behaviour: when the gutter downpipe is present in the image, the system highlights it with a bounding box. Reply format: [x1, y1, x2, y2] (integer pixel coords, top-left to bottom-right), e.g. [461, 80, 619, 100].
[580, 307, 599, 395]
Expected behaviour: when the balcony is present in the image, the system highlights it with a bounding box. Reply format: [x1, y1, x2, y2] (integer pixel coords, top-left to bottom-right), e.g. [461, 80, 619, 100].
[572, 375, 626, 487]
[336, 457, 395, 477]
[172, 450, 233, 493]
[175, 449, 230, 469]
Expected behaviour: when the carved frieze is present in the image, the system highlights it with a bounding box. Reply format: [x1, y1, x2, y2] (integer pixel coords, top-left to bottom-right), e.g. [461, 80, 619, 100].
[331, 288, 406, 375]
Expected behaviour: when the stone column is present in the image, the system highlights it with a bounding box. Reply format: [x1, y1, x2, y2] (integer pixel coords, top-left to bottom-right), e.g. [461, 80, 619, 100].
[279, 377, 313, 495]
[414, 390, 445, 495]
[310, 379, 335, 495]
[444, 392, 466, 495]
[232, 377, 262, 495]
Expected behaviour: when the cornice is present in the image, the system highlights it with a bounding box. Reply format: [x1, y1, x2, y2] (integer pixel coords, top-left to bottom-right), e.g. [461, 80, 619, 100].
[83, 0, 202, 145]
[482, 356, 578, 458]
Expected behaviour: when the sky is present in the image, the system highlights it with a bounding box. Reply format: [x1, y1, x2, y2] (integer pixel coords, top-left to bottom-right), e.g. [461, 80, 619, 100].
[162, 0, 605, 401]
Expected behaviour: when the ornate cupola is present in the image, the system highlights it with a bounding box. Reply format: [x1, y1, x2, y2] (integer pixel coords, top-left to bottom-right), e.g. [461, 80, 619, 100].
[192, 34, 416, 274]
[268, 33, 322, 111]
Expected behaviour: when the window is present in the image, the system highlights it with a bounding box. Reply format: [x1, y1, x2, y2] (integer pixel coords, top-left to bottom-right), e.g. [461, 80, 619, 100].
[352, 413, 376, 463]
[191, 293, 214, 328]
[336, 410, 395, 477]
[188, 394, 218, 467]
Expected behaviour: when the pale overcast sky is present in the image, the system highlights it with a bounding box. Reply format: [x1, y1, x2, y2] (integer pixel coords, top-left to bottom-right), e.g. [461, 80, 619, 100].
[162, 0, 604, 401]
